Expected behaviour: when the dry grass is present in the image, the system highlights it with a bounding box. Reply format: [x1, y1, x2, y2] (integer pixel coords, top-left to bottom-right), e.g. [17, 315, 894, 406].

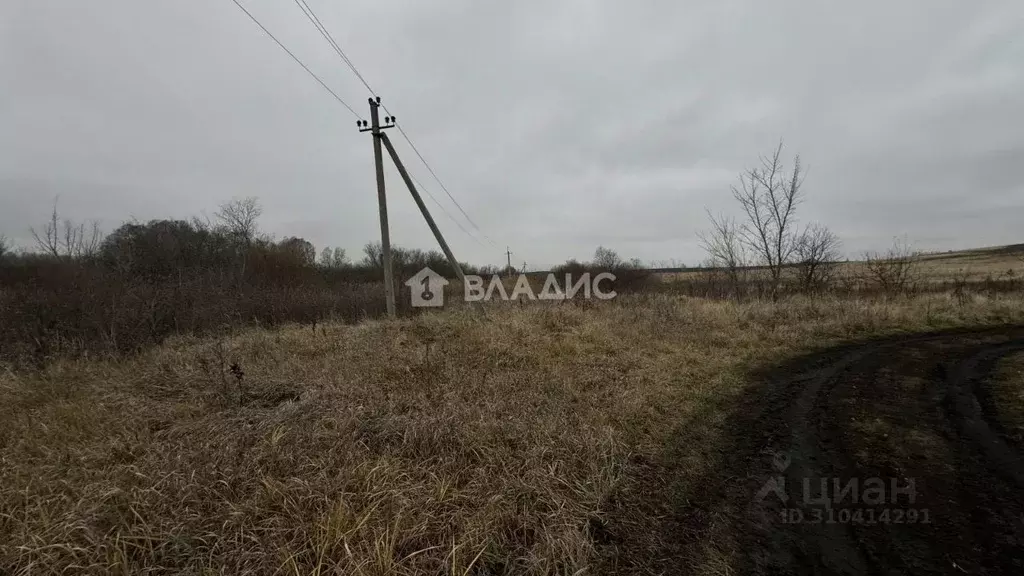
[992, 351, 1024, 445]
[657, 243, 1024, 288]
[3, 292, 1024, 574]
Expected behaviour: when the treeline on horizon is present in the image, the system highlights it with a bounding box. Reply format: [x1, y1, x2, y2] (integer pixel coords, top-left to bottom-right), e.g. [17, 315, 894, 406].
[0, 198, 651, 367]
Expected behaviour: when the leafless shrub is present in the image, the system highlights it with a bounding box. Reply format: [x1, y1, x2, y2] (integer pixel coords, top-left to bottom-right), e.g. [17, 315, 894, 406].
[319, 246, 348, 268]
[30, 199, 102, 259]
[864, 237, 921, 297]
[698, 212, 747, 297]
[360, 241, 482, 285]
[794, 223, 842, 293]
[551, 247, 655, 295]
[278, 237, 315, 266]
[951, 268, 970, 307]
[593, 246, 621, 269]
[1, 197, 443, 367]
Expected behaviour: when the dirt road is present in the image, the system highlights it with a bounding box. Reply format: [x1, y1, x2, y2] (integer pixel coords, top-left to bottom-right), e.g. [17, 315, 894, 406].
[607, 327, 1024, 575]
[729, 327, 1024, 574]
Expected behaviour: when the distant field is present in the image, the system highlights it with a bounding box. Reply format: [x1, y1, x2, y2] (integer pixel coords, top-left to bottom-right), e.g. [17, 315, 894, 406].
[654, 243, 1024, 285]
[914, 243, 1024, 280]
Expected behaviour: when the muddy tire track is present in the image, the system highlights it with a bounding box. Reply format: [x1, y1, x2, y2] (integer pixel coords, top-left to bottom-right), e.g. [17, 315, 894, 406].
[639, 327, 1024, 576]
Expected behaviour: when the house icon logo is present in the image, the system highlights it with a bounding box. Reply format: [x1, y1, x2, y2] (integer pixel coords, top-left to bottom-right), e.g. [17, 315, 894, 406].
[406, 267, 449, 308]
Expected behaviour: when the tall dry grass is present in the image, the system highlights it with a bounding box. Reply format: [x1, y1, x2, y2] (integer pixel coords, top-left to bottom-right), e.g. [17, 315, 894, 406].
[3, 292, 1024, 574]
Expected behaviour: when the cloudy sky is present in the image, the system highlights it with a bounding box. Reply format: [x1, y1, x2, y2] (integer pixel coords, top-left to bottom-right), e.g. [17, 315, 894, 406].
[2, 1, 1021, 269]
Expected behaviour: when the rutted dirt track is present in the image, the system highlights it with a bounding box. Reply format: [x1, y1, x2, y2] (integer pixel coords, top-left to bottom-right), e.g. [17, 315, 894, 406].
[611, 327, 1024, 575]
[731, 327, 1024, 575]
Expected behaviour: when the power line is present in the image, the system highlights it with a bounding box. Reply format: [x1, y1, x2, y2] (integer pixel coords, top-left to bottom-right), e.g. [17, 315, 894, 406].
[407, 171, 481, 244]
[227, 0, 498, 258]
[228, 0, 359, 119]
[291, 0, 499, 249]
[393, 124, 498, 247]
[292, 0, 376, 96]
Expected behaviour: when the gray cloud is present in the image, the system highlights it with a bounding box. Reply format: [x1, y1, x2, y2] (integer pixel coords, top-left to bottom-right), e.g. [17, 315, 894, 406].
[2, 0, 1022, 268]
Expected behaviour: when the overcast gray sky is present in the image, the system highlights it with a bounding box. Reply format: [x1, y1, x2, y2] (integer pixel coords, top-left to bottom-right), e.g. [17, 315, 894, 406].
[2, 1, 1022, 269]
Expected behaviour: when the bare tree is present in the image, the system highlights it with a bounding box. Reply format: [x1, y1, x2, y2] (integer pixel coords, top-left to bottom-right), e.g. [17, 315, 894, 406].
[701, 142, 839, 299]
[278, 237, 316, 266]
[215, 197, 262, 244]
[593, 246, 622, 269]
[30, 200, 102, 259]
[0, 234, 9, 260]
[864, 237, 920, 296]
[730, 142, 805, 298]
[794, 223, 842, 293]
[362, 242, 383, 268]
[75, 220, 103, 258]
[213, 197, 262, 282]
[31, 202, 62, 257]
[698, 210, 746, 294]
[320, 246, 348, 269]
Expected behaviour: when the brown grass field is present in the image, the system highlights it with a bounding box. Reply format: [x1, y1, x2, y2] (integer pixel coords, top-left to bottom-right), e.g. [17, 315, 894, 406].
[657, 243, 1024, 287]
[2, 247, 1024, 574]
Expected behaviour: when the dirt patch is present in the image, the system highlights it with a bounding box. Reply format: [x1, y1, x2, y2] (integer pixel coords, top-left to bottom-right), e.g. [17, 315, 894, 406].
[624, 327, 1024, 575]
[989, 351, 1024, 446]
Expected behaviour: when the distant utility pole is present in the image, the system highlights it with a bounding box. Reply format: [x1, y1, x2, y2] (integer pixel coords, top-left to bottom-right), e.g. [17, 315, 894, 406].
[506, 246, 513, 274]
[360, 97, 471, 315]
[358, 97, 396, 316]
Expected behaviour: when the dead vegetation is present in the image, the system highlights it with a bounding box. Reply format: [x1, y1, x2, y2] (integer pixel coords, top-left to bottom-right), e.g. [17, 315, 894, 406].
[2, 181, 1023, 574]
[699, 143, 842, 300]
[0, 200, 487, 368]
[3, 292, 1024, 574]
[863, 236, 921, 297]
[992, 351, 1024, 445]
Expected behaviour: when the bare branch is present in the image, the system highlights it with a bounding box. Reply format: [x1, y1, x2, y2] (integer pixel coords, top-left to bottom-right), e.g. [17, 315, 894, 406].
[215, 197, 262, 244]
[712, 142, 817, 298]
[699, 210, 747, 295]
[795, 223, 842, 292]
[864, 237, 920, 297]
[30, 201, 62, 258]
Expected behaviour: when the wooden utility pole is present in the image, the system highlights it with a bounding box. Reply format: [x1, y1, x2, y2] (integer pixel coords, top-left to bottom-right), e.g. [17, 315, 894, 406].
[361, 96, 480, 315]
[359, 97, 396, 316]
[506, 246, 513, 274]
[379, 132, 468, 285]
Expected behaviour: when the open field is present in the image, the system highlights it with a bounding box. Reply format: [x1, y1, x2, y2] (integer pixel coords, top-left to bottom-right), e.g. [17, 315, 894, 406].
[6, 1, 1022, 572]
[4, 291, 1024, 574]
[655, 243, 1024, 289]
[913, 243, 1024, 283]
